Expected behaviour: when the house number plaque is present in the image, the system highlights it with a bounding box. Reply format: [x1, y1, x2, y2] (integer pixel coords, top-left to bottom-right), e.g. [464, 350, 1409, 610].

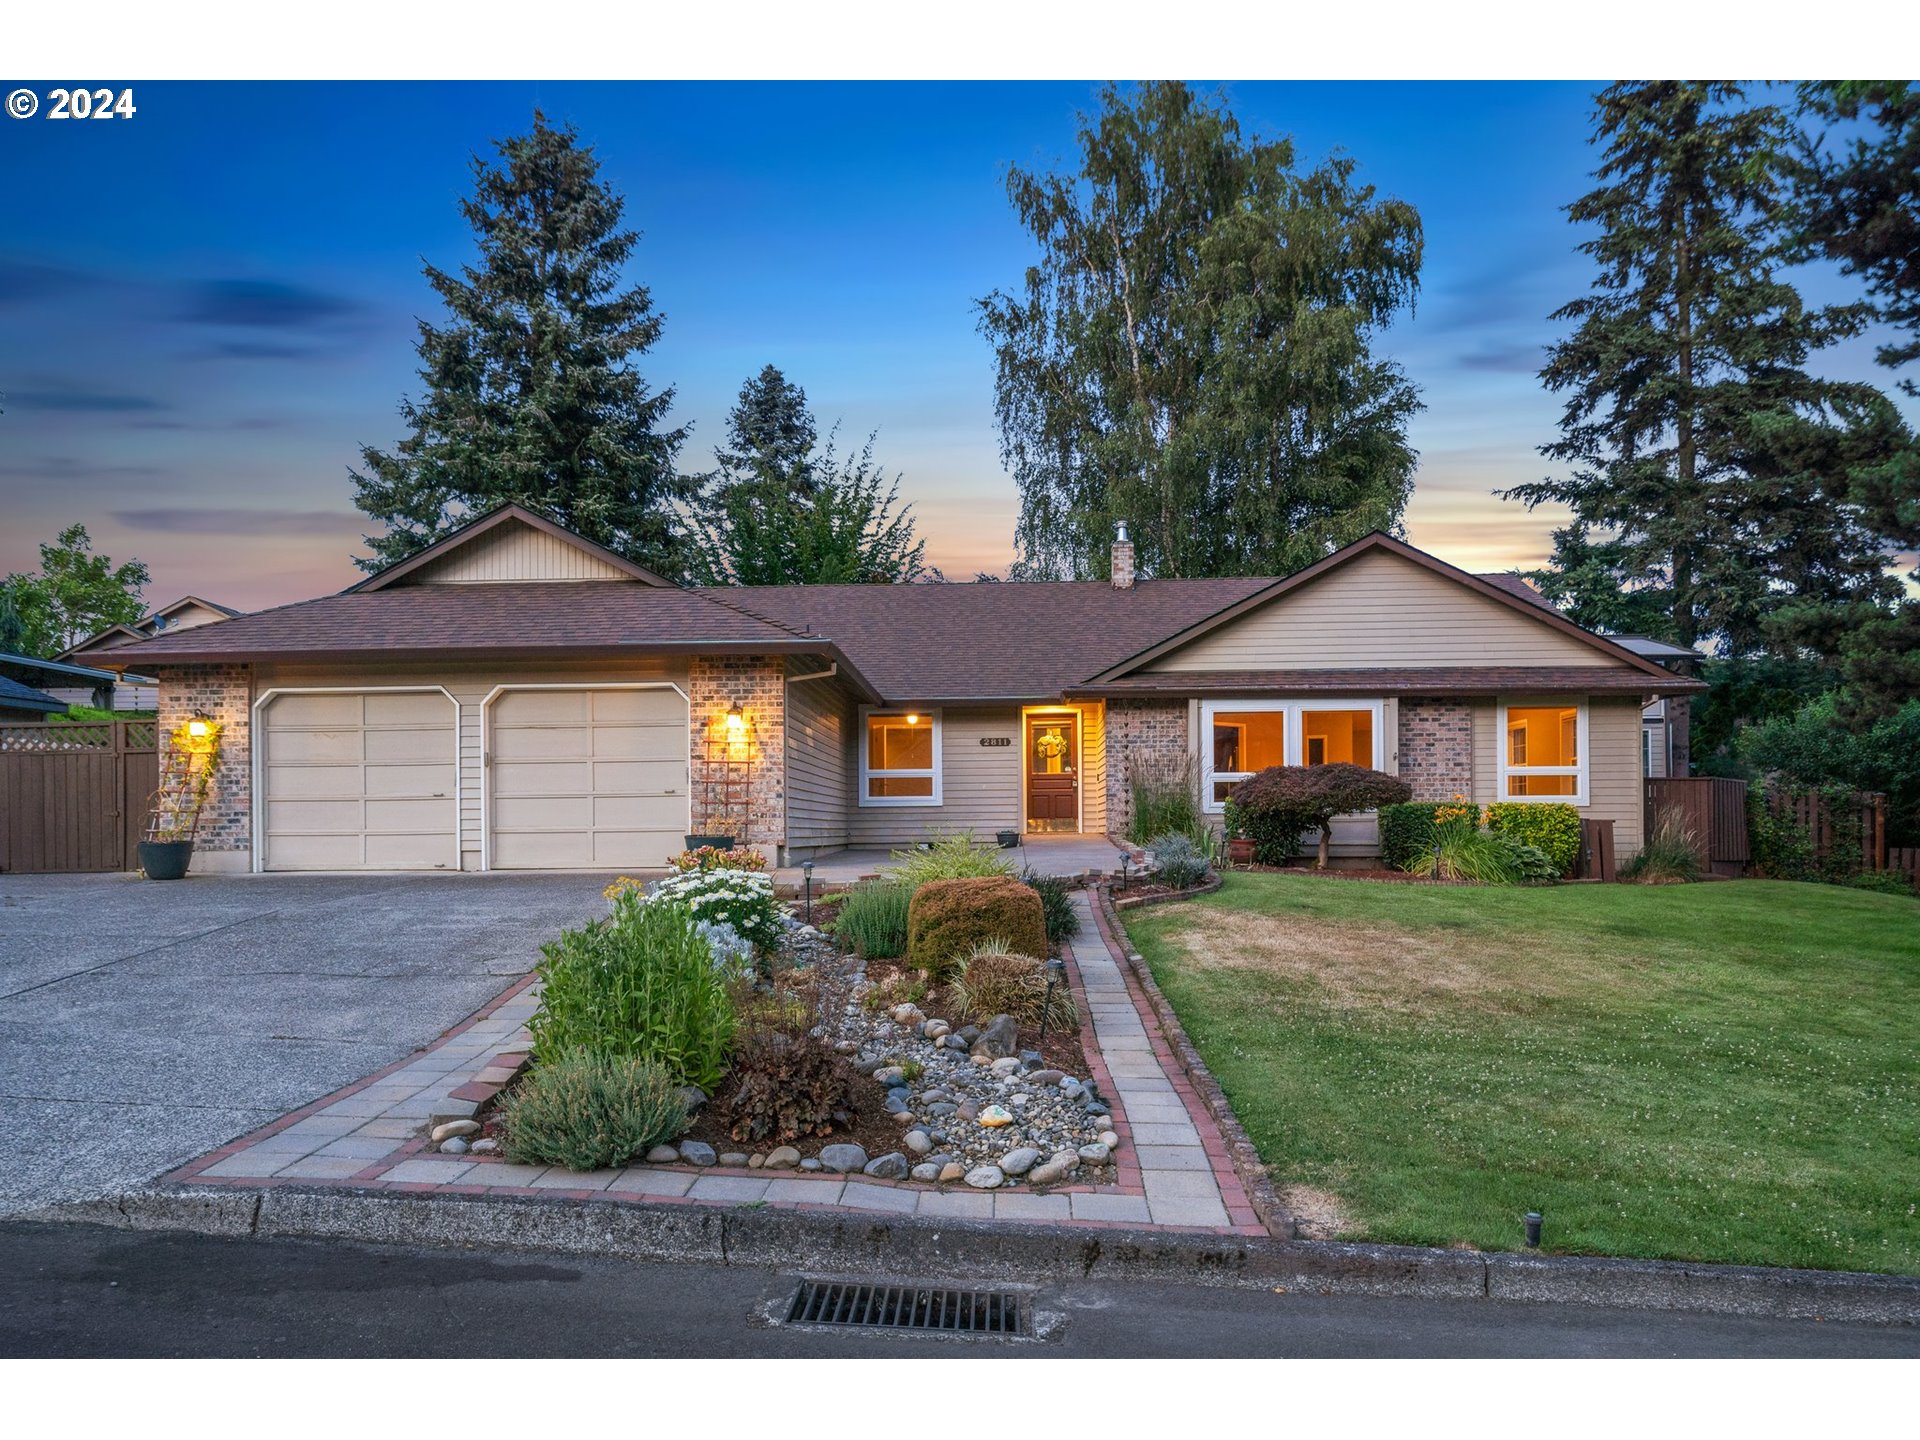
[979, 736, 1013, 747]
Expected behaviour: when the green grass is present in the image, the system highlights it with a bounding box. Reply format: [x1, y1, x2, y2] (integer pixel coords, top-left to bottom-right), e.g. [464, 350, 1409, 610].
[1124, 874, 1920, 1275]
[51, 706, 155, 723]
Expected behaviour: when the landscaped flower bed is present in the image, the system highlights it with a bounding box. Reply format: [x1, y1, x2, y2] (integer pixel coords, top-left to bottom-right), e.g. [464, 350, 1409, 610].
[458, 847, 1123, 1191]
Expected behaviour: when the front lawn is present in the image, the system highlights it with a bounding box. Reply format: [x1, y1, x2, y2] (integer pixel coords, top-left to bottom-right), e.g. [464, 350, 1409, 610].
[1123, 875, 1919, 1275]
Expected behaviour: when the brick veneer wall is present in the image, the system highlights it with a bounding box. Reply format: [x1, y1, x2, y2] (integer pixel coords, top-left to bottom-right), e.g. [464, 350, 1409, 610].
[1104, 699, 1191, 841]
[688, 656, 786, 850]
[155, 663, 253, 854]
[1397, 697, 1472, 801]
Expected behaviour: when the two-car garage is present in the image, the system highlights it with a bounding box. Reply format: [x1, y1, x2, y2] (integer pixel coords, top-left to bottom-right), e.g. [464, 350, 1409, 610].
[256, 684, 689, 871]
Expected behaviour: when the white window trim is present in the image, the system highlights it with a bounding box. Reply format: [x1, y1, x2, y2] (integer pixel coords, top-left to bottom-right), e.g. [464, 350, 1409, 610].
[858, 706, 943, 807]
[1496, 698, 1589, 805]
[1199, 698, 1387, 813]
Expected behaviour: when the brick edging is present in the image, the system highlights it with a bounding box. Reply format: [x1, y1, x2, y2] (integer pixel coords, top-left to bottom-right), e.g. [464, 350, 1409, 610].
[1093, 883, 1295, 1239]
[1110, 873, 1225, 911]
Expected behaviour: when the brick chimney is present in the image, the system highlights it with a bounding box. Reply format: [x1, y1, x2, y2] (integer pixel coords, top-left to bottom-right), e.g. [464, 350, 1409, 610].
[1111, 521, 1135, 590]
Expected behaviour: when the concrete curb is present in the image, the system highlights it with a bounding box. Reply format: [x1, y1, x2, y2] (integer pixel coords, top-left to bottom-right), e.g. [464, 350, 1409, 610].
[39, 1184, 1919, 1326]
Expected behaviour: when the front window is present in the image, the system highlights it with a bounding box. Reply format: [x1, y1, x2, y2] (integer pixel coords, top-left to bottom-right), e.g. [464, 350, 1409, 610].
[1501, 702, 1585, 801]
[1200, 700, 1385, 809]
[861, 710, 942, 805]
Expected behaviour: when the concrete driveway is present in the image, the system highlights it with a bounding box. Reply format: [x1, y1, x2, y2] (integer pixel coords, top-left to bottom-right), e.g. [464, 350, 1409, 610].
[0, 871, 615, 1215]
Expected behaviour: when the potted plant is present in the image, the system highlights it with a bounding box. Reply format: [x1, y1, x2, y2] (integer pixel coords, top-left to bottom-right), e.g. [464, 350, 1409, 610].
[1223, 798, 1256, 867]
[140, 716, 222, 881]
[685, 832, 738, 851]
[996, 828, 1021, 849]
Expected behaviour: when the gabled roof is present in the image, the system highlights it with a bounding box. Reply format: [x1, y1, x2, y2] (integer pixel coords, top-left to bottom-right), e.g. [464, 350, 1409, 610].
[0, 674, 66, 714]
[346, 503, 675, 592]
[1086, 533, 1687, 687]
[152, 595, 244, 622]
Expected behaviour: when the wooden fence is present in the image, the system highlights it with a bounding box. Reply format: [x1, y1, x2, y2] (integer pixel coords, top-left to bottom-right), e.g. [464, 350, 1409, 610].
[0, 720, 158, 873]
[1645, 777, 1750, 876]
[1769, 788, 1888, 874]
[1888, 848, 1920, 892]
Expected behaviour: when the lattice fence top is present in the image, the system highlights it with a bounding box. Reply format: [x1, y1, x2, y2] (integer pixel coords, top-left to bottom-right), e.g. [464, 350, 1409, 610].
[0, 721, 157, 753]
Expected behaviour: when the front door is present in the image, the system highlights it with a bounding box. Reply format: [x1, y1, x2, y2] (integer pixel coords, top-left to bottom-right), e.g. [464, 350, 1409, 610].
[1025, 714, 1079, 833]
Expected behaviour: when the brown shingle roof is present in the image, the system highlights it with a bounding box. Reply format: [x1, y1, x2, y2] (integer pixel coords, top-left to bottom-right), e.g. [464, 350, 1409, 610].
[1476, 573, 1556, 610]
[1069, 666, 1705, 698]
[710, 577, 1273, 701]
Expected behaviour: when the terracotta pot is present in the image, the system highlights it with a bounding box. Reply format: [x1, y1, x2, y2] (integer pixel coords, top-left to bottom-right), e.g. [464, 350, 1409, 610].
[1227, 837, 1256, 865]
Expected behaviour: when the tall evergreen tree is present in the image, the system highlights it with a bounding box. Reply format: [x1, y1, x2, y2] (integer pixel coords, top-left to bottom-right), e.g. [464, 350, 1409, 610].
[686, 369, 927, 585]
[1506, 82, 1912, 654]
[351, 113, 690, 574]
[979, 82, 1424, 581]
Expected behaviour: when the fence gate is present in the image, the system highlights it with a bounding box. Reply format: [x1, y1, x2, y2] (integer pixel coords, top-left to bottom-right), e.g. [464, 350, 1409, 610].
[0, 720, 159, 873]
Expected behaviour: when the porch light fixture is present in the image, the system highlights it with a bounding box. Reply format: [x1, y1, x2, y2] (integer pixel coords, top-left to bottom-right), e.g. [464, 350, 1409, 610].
[724, 702, 746, 733]
[1040, 956, 1067, 1045]
[185, 718, 212, 739]
[906, 712, 919, 725]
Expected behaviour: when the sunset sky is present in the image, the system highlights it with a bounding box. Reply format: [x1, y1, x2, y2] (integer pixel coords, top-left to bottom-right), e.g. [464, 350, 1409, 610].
[2, 79, 1907, 611]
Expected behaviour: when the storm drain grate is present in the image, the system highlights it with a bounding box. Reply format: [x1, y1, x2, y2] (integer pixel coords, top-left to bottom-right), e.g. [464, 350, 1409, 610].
[784, 1280, 1028, 1336]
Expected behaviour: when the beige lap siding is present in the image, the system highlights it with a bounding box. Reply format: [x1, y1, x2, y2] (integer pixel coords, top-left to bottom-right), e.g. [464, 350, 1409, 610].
[845, 706, 1024, 847]
[784, 664, 855, 856]
[253, 659, 691, 869]
[1079, 701, 1108, 837]
[1470, 696, 1644, 855]
[155, 663, 253, 857]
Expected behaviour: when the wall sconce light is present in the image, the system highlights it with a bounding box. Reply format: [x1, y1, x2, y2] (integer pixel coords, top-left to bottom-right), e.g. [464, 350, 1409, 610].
[185, 719, 212, 740]
[724, 702, 746, 733]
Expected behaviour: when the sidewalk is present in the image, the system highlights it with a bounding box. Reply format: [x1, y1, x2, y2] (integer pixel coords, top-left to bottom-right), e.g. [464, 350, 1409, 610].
[163, 888, 1264, 1235]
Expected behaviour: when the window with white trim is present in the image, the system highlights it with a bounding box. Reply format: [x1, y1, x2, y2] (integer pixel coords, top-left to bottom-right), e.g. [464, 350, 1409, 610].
[1498, 700, 1587, 803]
[1200, 699, 1386, 810]
[859, 709, 942, 805]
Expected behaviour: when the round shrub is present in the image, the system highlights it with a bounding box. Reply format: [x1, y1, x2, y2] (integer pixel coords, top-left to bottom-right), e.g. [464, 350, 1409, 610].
[1485, 801, 1581, 876]
[1231, 764, 1413, 866]
[1148, 831, 1211, 889]
[499, 1050, 689, 1171]
[906, 875, 1048, 982]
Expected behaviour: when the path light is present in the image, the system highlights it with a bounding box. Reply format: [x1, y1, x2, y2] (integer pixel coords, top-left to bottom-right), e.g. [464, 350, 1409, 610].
[1525, 1211, 1543, 1248]
[1117, 850, 1131, 890]
[801, 858, 815, 926]
[1040, 956, 1067, 1046]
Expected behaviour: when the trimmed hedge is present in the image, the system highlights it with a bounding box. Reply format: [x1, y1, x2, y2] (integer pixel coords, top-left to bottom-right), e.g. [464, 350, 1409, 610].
[1485, 801, 1582, 876]
[1378, 801, 1482, 872]
[906, 875, 1047, 983]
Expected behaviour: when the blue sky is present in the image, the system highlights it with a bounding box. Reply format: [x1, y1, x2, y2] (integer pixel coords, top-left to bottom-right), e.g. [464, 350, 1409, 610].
[0, 80, 1906, 609]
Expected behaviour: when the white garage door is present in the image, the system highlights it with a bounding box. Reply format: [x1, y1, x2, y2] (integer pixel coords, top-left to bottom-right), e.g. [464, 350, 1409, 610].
[260, 691, 458, 870]
[487, 687, 687, 869]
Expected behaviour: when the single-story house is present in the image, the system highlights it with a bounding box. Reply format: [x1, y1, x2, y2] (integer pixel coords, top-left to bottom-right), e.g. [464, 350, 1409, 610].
[0, 673, 68, 723]
[61, 595, 243, 710]
[96, 503, 1706, 874]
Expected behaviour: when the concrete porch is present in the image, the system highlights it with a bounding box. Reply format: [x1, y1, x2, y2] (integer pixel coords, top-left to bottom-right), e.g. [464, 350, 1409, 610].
[775, 833, 1134, 888]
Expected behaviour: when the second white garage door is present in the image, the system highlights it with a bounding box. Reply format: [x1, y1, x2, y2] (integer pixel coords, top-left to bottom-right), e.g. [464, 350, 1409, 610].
[487, 687, 688, 869]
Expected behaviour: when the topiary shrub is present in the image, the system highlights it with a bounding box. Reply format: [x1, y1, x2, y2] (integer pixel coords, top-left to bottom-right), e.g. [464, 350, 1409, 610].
[1378, 801, 1482, 871]
[906, 875, 1048, 983]
[1231, 764, 1414, 867]
[499, 1050, 689, 1171]
[720, 1031, 857, 1143]
[949, 941, 1077, 1031]
[1485, 801, 1582, 876]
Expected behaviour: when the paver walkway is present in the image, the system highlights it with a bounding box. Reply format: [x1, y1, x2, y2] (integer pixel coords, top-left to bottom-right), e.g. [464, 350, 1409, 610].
[167, 888, 1261, 1234]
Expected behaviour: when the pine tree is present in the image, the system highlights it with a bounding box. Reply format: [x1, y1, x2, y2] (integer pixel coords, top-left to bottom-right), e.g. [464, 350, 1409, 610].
[685, 370, 927, 585]
[351, 113, 690, 574]
[1506, 82, 1912, 654]
[979, 82, 1423, 580]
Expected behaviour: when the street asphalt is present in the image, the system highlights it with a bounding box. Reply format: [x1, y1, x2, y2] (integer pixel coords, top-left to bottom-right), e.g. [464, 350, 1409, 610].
[2, 1222, 1913, 1357]
[0, 871, 614, 1215]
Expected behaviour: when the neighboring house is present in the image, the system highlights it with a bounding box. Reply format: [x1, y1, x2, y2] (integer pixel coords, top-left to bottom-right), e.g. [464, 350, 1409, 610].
[0, 652, 157, 715]
[97, 503, 1705, 874]
[62, 596, 243, 709]
[0, 674, 67, 723]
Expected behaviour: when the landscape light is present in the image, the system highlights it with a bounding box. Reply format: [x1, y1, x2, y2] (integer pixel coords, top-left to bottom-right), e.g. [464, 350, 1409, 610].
[801, 858, 815, 925]
[1525, 1211, 1543, 1248]
[1040, 956, 1067, 1045]
[1117, 850, 1131, 890]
